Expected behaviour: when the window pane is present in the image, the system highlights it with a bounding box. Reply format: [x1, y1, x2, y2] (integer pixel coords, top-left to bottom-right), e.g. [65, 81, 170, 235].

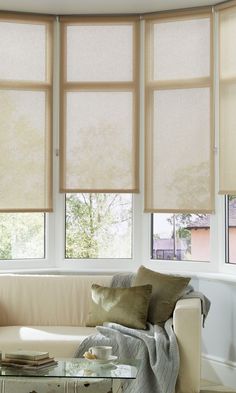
[153, 17, 210, 81]
[219, 83, 236, 193]
[65, 194, 132, 259]
[0, 89, 51, 211]
[227, 196, 236, 264]
[146, 88, 212, 211]
[219, 8, 236, 194]
[0, 213, 45, 259]
[0, 21, 46, 81]
[64, 91, 134, 191]
[220, 7, 236, 79]
[152, 213, 210, 261]
[67, 24, 133, 82]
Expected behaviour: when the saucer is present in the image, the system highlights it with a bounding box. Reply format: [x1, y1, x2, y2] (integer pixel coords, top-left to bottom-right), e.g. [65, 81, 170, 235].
[85, 355, 118, 365]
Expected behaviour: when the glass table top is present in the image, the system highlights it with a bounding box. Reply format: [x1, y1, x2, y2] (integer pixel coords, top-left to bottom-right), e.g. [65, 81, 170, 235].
[0, 358, 140, 380]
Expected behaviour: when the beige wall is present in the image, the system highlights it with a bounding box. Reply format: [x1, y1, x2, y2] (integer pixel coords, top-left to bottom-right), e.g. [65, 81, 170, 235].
[190, 227, 236, 263]
[190, 228, 210, 261]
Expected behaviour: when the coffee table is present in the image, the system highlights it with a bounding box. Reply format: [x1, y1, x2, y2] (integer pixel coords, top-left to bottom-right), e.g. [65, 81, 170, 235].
[0, 358, 140, 393]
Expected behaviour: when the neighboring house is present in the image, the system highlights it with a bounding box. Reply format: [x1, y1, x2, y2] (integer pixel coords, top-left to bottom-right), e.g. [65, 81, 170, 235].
[153, 199, 236, 262]
[186, 214, 211, 261]
[187, 200, 236, 263]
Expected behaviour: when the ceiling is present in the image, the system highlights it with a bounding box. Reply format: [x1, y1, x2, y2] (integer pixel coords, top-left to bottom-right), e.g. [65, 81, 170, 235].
[0, 0, 226, 15]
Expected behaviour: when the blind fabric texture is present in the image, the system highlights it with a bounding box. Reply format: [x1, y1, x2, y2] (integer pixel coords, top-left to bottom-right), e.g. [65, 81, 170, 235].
[60, 17, 139, 193]
[219, 6, 236, 194]
[145, 12, 214, 213]
[1, 9, 233, 212]
[0, 15, 53, 212]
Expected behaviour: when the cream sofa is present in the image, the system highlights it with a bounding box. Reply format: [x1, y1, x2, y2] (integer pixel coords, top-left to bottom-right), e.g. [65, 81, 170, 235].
[0, 274, 201, 393]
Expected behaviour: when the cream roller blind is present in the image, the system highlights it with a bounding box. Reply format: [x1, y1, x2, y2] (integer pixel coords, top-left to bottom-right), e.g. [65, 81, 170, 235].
[0, 14, 53, 212]
[145, 11, 214, 213]
[60, 17, 139, 193]
[218, 6, 236, 194]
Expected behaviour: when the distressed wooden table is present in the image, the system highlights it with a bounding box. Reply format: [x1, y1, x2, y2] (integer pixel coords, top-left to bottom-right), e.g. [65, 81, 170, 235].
[0, 358, 140, 393]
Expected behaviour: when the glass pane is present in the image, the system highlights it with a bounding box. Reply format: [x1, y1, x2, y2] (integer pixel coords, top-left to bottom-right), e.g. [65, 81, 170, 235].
[146, 88, 211, 211]
[227, 196, 236, 264]
[219, 82, 236, 192]
[65, 91, 134, 190]
[0, 90, 50, 210]
[0, 213, 45, 259]
[220, 8, 236, 79]
[152, 213, 210, 261]
[0, 22, 46, 81]
[153, 17, 210, 80]
[67, 24, 133, 82]
[65, 194, 132, 259]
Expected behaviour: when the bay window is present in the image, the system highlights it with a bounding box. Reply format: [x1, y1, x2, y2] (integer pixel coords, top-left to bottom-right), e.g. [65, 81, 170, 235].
[0, 5, 235, 275]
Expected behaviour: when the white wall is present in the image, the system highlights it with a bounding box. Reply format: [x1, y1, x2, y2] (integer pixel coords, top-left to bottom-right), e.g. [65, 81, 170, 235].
[198, 278, 236, 388]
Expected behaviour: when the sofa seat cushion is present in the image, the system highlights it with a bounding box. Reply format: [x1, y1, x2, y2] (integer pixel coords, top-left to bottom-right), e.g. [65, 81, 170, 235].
[0, 326, 97, 358]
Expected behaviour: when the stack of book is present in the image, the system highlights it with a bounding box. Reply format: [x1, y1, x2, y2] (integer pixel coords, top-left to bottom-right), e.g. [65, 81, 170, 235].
[1, 350, 58, 371]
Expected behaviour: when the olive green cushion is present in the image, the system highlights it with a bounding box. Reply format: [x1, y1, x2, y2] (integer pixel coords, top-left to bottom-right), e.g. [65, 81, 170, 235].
[86, 284, 152, 329]
[133, 266, 190, 325]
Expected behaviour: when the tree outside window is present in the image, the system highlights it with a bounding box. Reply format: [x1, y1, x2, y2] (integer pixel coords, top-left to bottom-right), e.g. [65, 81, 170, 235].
[65, 193, 132, 259]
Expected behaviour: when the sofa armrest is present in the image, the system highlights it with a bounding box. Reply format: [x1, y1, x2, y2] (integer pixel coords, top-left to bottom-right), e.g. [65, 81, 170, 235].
[173, 298, 201, 393]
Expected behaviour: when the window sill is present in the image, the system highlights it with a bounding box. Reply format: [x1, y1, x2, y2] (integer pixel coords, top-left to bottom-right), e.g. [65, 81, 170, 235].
[139, 260, 236, 283]
[0, 265, 236, 284]
[194, 271, 236, 283]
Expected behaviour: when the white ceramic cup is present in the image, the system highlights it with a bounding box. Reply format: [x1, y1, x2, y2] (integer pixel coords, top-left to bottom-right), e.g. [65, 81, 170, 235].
[89, 346, 112, 360]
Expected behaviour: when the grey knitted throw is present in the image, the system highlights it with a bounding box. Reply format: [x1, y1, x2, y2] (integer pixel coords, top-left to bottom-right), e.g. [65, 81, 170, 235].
[76, 273, 210, 393]
[75, 273, 181, 393]
[75, 319, 179, 393]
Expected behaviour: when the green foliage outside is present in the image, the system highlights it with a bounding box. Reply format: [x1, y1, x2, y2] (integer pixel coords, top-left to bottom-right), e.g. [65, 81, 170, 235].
[0, 85, 50, 260]
[0, 194, 132, 260]
[65, 193, 132, 259]
[228, 195, 236, 201]
[0, 213, 44, 259]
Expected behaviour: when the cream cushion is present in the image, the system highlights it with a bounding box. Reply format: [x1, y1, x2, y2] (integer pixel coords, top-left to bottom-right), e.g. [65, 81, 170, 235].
[0, 326, 97, 357]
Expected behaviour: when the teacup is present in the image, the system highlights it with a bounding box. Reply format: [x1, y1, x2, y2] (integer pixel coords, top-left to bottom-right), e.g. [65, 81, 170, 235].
[89, 346, 112, 360]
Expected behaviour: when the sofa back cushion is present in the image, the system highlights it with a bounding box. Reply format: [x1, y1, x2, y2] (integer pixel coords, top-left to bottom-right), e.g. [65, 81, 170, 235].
[0, 274, 112, 327]
[133, 266, 190, 325]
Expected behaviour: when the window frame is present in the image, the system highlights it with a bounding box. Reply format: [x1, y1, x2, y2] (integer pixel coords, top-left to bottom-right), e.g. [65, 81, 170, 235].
[0, 15, 235, 279]
[225, 196, 230, 264]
